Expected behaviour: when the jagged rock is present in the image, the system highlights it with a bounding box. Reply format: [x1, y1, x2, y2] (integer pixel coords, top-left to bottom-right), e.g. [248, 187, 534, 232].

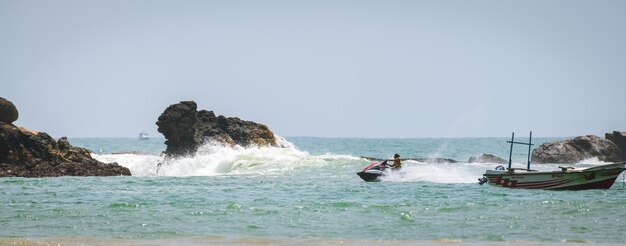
[0, 97, 18, 124]
[605, 131, 626, 161]
[156, 101, 281, 157]
[531, 135, 622, 164]
[468, 153, 508, 164]
[0, 122, 131, 177]
[156, 101, 199, 157]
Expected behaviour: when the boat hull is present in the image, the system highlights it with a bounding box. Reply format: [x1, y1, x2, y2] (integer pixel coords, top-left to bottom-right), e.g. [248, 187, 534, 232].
[357, 169, 383, 182]
[483, 163, 625, 190]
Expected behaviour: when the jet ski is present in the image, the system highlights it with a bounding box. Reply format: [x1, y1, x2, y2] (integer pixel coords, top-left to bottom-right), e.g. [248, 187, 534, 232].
[356, 161, 391, 182]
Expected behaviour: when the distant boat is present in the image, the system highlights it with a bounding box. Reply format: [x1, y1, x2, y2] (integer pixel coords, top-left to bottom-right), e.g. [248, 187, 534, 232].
[478, 132, 626, 190]
[138, 132, 149, 140]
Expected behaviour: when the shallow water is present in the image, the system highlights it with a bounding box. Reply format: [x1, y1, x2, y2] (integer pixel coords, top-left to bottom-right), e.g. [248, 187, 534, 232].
[1, 137, 625, 244]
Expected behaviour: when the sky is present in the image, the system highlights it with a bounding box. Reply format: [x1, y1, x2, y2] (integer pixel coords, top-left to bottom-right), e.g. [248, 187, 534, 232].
[1, 0, 625, 138]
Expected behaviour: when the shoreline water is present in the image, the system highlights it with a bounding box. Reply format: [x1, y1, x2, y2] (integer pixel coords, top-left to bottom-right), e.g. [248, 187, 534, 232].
[2, 137, 625, 244]
[3, 236, 623, 246]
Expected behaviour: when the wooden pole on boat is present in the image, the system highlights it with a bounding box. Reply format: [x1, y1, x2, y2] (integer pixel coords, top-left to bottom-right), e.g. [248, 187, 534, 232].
[527, 131, 532, 170]
[508, 132, 514, 169]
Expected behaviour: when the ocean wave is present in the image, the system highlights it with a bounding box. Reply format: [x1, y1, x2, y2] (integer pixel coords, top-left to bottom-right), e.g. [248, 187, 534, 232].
[577, 157, 611, 165]
[274, 134, 295, 148]
[92, 153, 161, 176]
[92, 141, 359, 177]
[92, 139, 621, 182]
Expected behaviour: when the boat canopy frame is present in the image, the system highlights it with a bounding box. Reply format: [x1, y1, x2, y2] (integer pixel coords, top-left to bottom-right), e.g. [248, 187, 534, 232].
[507, 131, 534, 171]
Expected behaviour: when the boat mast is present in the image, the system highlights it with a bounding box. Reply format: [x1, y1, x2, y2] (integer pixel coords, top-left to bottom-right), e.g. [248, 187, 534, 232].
[508, 132, 514, 169]
[527, 131, 532, 170]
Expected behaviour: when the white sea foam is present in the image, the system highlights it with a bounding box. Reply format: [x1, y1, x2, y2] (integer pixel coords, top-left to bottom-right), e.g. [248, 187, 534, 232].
[577, 157, 611, 165]
[380, 161, 485, 183]
[92, 140, 346, 177]
[274, 134, 295, 148]
[92, 153, 162, 176]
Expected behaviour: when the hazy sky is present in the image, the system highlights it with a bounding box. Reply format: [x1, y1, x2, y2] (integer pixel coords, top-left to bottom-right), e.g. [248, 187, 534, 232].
[1, 0, 625, 138]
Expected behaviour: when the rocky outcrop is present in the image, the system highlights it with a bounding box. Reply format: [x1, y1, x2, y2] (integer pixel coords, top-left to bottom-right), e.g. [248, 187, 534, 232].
[605, 131, 626, 161]
[156, 101, 281, 157]
[531, 135, 622, 164]
[0, 97, 131, 177]
[0, 97, 18, 124]
[468, 153, 507, 164]
[0, 122, 131, 177]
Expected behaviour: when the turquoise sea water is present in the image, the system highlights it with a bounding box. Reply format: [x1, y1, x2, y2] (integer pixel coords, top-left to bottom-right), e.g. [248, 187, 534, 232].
[2, 137, 626, 245]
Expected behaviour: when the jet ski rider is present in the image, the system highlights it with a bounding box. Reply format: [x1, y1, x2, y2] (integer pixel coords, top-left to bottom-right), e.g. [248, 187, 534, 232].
[391, 153, 402, 170]
[380, 154, 403, 170]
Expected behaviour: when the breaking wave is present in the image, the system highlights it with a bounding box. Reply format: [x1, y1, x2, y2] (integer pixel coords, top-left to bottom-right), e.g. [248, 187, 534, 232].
[92, 140, 341, 177]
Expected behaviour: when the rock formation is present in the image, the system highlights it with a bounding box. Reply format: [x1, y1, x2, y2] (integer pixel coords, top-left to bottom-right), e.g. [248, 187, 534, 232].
[468, 153, 508, 164]
[0, 98, 131, 177]
[605, 131, 626, 161]
[156, 101, 282, 157]
[531, 135, 622, 164]
[0, 97, 18, 124]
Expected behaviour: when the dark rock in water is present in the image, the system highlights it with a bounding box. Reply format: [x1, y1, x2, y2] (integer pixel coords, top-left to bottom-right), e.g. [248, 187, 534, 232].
[156, 101, 281, 157]
[0, 122, 131, 177]
[0, 97, 18, 124]
[605, 131, 626, 161]
[531, 135, 622, 164]
[156, 101, 199, 157]
[468, 153, 508, 164]
[412, 157, 458, 163]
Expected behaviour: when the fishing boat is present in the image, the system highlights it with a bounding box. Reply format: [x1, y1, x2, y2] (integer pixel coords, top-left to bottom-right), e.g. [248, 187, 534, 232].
[478, 132, 626, 190]
[138, 132, 149, 140]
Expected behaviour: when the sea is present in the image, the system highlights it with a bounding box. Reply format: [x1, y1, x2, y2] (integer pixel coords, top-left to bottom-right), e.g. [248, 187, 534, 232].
[2, 136, 626, 246]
